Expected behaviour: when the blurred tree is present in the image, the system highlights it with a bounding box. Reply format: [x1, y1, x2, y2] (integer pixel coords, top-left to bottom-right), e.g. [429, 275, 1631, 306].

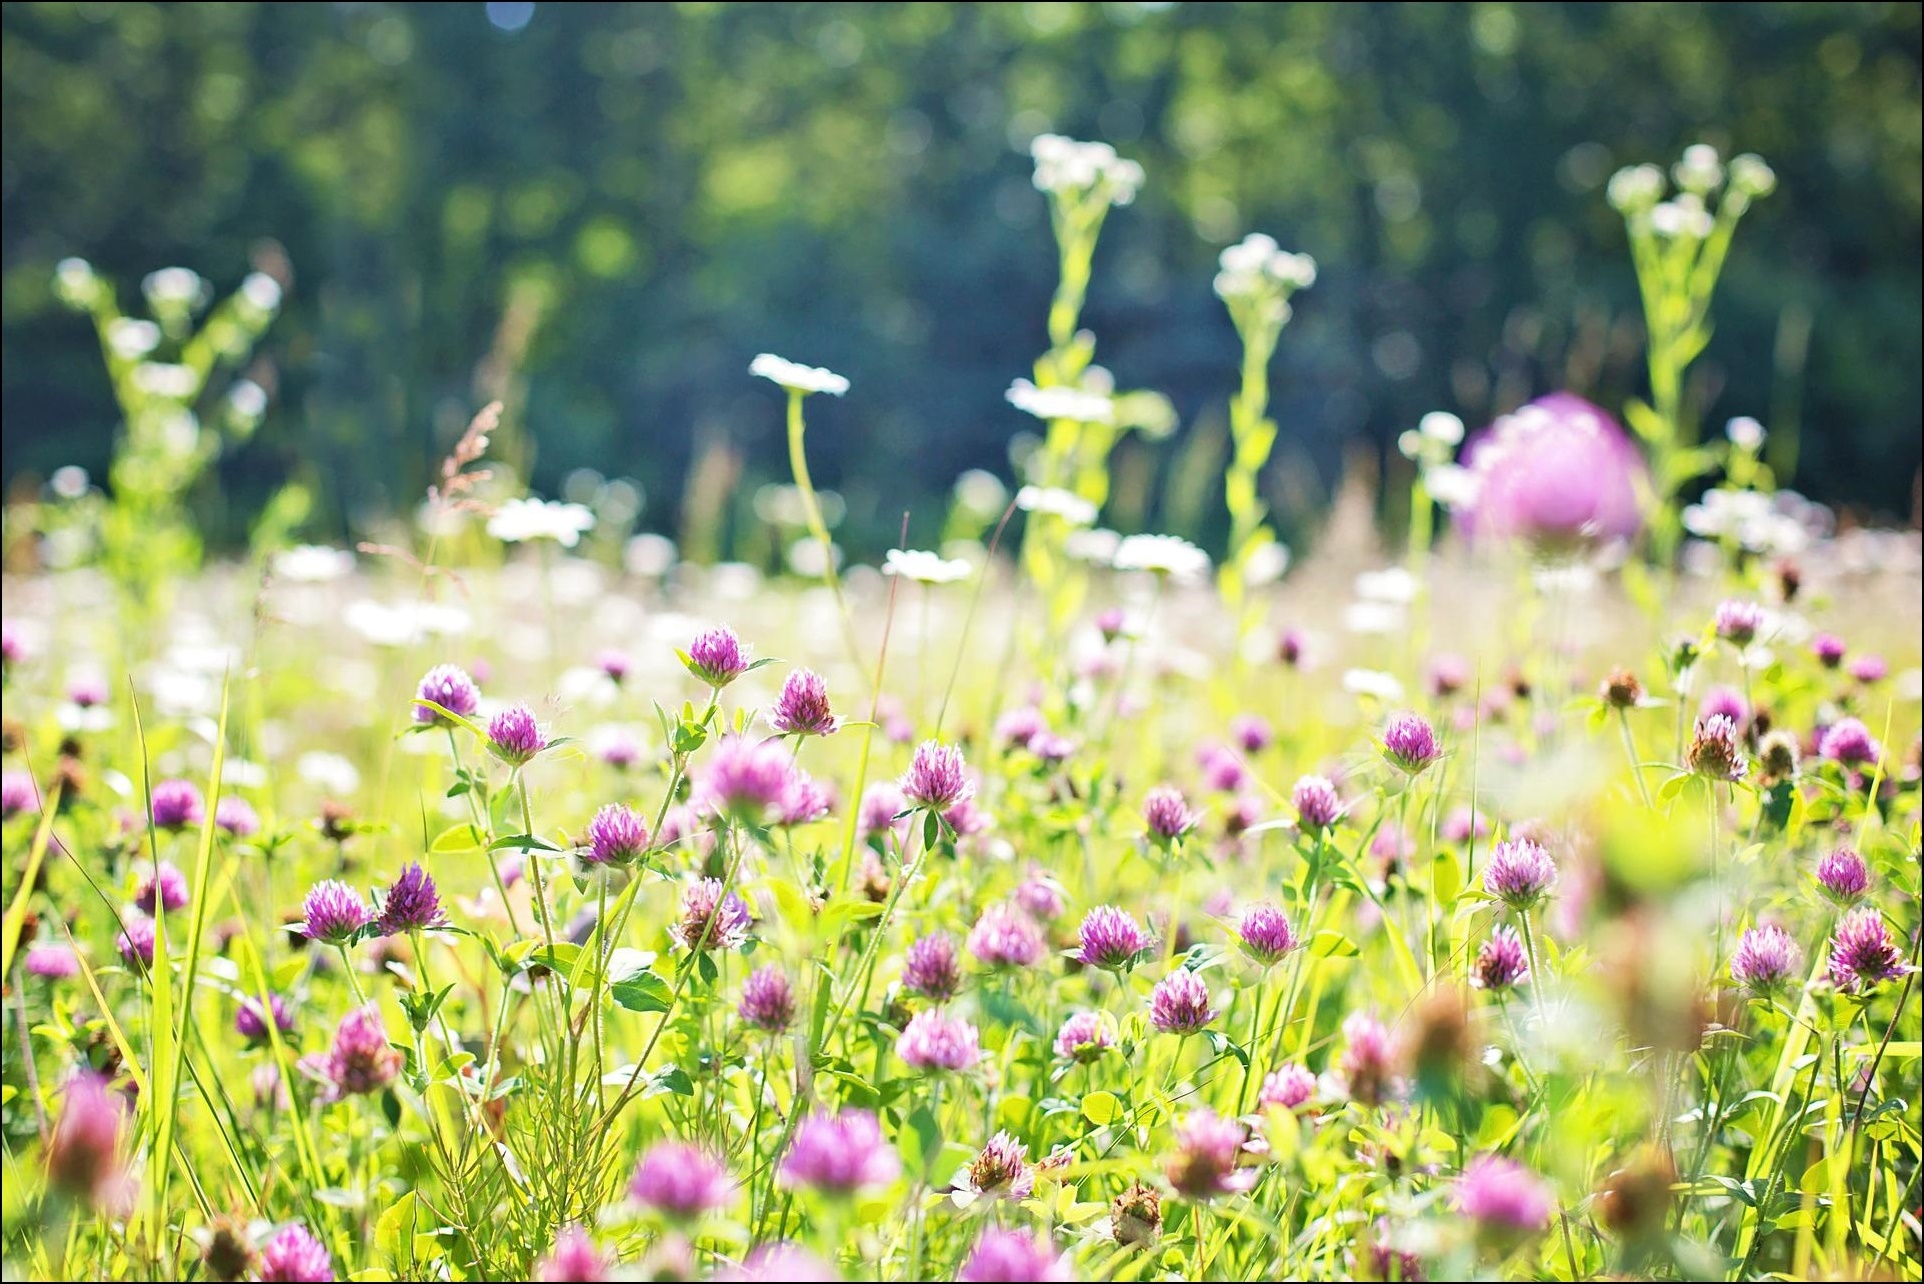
[2, 2, 1919, 558]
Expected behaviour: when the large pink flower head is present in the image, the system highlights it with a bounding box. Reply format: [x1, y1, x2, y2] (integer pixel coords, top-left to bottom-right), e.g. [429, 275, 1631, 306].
[1149, 968, 1218, 1035]
[534, 1227, 608, 1283]
[413, 663, 480, 726]
[134, 860, 190, 915]
[1054, 1010, 1117, 1062]
[311, 1004, 402, 1103]
[585, 802, 650, 866]
[672, 878, 751, 952]
[901, 739, 974, 810]
[1165, 1108, 1257, 1200]
[1456, 393, 1645, 547]
[770, 668, 841, 737]
[958, 1228, 1072, 1281]
[1077, 905, 1150, 971]
[1339, 1012, 1403, 1107]
[1142, 785, 1199, 846]
[46, 1071, 128, 1208]
[738, 964, 796, 1032]
[695, 735, 796, 822]
[1829, 909, 1910, 992]
[903, 933, 964, 1001]
[1731, 925, 1801, 996]
[259, 1223, 334, 1282]
[685, 625, 751, 688]
[150, 778, 205, 831]
[1453, 1153, 1553, 1239]
[967, 903, 1047, 969]
[630, 1141, 733, 1220]
[780, 1109, 901, 1196]
[897, 1008, 983, 1073]
[1259, 1063, 1318, 1111]
[961, 1132, 1036, 1202]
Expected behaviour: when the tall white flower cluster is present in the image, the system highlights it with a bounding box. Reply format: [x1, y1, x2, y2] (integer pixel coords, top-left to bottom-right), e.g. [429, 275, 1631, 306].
[1029, 134, 1144, 206]
[1213, 233, 1316, 308]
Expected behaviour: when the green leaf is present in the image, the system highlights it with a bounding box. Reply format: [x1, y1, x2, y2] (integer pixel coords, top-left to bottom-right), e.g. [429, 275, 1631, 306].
[1309, 929, 1359, 958]
[1082, 1090, 1121, 1125]
[902, 1104, 943, 1176]
[374, 1191, 418, 1268]
[610, 969, 673, 1014]
[430, 823, 485, 854]
[488, 833, 563, 853]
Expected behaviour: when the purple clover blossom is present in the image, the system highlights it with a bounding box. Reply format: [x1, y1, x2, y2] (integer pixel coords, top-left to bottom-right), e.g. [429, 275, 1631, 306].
[1259, 1063, 1318, 1111]
[1, 770, 36, 819]
[1142, 785, 1198, 846]
[214, 795, 261, 838]
[697, 735, 796, 821]
[1031, 732, 1078, 764]
[966, 903, 1046, 969]
[1230, 714, 1274, 753]
[1483, 838, 1558, 910]
[487, 703, 547, 766]
[596, 730, 643, 771]
[779, 772, 833, 826]
[1814, 848, 1870, 907]
[1165, 1109, 1256, 1200]
[258, 1224, 334, 1282]
[1278, 626, 1306, 667]
[1818, 717, 1882, 768]
[116, 917, 156, 967]
[897, 1009, 983, 1073]
[1197, 743, 1248, 793]
[1238, 903, 1300, 967]
[237, 993, 296, 1043]
[738, 965, 795, 1032]
[596, 649, 631, 683]
[1054, 1011, 1117, 1062]
[413, 664, 480, 726]
[673, 878, 751, 952]
[1077, 905, 1150, 971]
[1731, 925, 1802, 997]
[958, 1229, 1071, 1282]
[1714, 599, 1764, 646]
[301, 880, 371, 946]
[1149, 969, 1218, 1035]
[1687, 715, 1750, 782]
[901, 739, 974, 810]
[0, 619, 21, 669]
[1339, 1012, 1401, 1107]
[1849, 653, 1888, 684]
[46, 1070, 127, 1209]
[311, 1004, 402, 1103]
[1292, 774, 1345, 835]
[585, 803, 650, 866]
[1014, 868, 1066, 921]
[903, 934, 963, 1001]
[995, 706, 1047, 750]
[535, 1228, 608, 1283]
[1471, 926, 1531, 992]
[134, 861, 190, 915]
[685, 625, 751, 688]
[1443, 806, 1491, 844]
[1812, 633, 1847, 668]
[630, 1142, 733, 1220]
[779, 1110, 901, 1196]
[1829, 909, 1910, 992]
[377, 862, 447, 935]
[1698, 685, 1748, 729]
[1454, 393, 1645, 547]
[1428, 652, 1471, 698]
[961, 1132, 1036, 1203]
[1381, 712, 1441, 775]
[25, 943, 79, 979]
[723, 1245, 836, 1282]
[150, 779, 205, 831]
[770, 668, 840, 736]
[859, 781, 910, 841]
[1453, 1154, 1553, 1238]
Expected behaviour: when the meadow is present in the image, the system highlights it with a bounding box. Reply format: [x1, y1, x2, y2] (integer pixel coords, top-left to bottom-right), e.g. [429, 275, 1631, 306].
[1, 135, 1920, 1283]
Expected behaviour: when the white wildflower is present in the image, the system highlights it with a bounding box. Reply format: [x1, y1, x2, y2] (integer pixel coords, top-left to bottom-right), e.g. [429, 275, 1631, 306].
[1015, 485, 1098, 527]
[1112, 533, 1210, 581]
[1006, 378, 1113, 424]
[749, 353, 849, 396]
[273, 545, 355, 583]
[487, 497, 596, 548]
[883, 548, 973, 585]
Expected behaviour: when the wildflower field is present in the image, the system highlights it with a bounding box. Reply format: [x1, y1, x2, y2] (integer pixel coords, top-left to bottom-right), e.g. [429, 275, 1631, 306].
[2, 130, 1921, 1284]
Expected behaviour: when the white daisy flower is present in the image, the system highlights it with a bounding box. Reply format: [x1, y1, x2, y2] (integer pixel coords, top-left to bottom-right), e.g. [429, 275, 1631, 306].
[298, 751, 361, 796]
[1005, 379, 1113, 424]
[1342, 669, 1406, 702]
[273, 544, 355, 583]
[749, 353, 849, 396]
[1015, 485, 1098, 527]
[883, 548, 973, 584]
[1112, 533, 1210, 581]
[487, 497, 596, 548]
